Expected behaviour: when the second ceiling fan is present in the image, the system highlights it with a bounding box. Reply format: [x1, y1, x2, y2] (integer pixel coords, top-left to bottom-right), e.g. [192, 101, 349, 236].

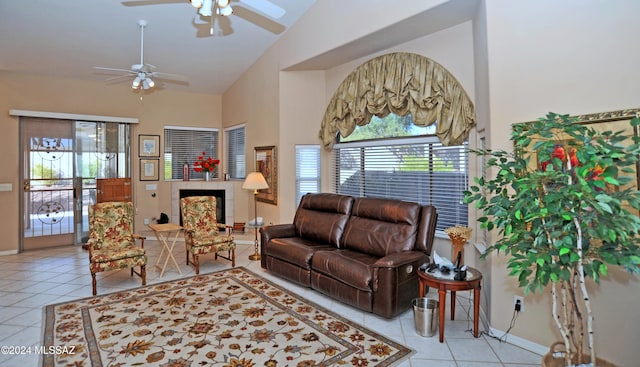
[93, 20, 188, 92]
[189, 0, 284, 19]
[122, 0, 287, 36]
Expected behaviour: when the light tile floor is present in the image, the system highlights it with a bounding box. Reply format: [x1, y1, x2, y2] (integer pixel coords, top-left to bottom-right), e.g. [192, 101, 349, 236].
[0, 233, 542, 366]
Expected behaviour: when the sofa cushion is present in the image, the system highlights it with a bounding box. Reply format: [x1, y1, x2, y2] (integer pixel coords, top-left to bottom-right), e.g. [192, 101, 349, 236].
[293, 193, 353, 247]
[265, 237, 336, 268]
[342, 198, 421, 257]
[311, 249, 378, 291]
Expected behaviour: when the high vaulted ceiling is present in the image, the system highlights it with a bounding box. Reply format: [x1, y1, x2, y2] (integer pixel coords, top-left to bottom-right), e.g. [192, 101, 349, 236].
[0, 0, 315, 94]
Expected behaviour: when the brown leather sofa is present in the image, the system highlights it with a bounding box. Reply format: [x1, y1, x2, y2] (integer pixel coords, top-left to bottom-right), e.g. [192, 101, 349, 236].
[260, 193, 438, 318]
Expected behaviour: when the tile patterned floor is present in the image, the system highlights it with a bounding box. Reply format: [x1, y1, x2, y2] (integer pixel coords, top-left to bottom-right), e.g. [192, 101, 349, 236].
[0, 233, 542, 366]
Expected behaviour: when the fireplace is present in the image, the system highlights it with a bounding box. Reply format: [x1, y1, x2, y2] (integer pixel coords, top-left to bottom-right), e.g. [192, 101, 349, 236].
[171, 182, 234, 226]
[178, 189, 225, 225]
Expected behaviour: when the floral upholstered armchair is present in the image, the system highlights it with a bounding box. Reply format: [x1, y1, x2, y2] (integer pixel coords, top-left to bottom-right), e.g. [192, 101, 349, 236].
[88, 201, 147, 295]
[180, 196, 235, 274]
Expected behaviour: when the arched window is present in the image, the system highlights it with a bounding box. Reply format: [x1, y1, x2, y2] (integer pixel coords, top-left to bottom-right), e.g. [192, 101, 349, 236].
[323, 53, 474, 231]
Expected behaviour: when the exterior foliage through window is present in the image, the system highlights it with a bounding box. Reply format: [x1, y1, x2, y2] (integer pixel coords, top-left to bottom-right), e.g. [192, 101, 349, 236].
[333, 114, 468, 231]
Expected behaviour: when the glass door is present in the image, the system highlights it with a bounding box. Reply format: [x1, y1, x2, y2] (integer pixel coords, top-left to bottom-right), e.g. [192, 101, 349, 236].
[74, 121, 131, 244]
[20, 118, 130, 251]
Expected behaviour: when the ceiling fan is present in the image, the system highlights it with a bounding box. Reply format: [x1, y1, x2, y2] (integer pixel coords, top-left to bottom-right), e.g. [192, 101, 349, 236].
[93, 20, 188, 91]
[121, 0, 286, 36]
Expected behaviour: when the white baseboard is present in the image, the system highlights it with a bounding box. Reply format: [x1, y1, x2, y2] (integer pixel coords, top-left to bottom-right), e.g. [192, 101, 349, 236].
[0, 249, 18, 256]
[488, 326, 548, 355]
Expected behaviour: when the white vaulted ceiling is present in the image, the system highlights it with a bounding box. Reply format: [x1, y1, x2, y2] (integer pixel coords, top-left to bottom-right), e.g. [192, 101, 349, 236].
[0, 0, 315, 94]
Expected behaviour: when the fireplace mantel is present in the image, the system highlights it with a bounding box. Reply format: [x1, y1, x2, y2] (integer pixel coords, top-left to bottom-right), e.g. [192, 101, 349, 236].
[171, 181, 234, 225]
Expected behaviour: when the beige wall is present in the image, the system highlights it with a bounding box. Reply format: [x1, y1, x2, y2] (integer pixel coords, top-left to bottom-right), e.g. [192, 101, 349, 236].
[482, 0, 640, 364]
[0, 71, 251, 252]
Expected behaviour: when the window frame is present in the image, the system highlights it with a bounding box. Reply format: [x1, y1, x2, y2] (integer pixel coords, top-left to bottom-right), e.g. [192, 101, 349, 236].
[295, 144, 321, 206]
[224, 124, 246, 180]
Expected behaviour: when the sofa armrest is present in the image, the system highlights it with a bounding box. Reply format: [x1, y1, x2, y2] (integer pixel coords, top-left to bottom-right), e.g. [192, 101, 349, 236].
[260, 223, 296, 243]
[260, 224, 296, 268]
[371, 251, 429, 317]
[373, 251, 429, 268]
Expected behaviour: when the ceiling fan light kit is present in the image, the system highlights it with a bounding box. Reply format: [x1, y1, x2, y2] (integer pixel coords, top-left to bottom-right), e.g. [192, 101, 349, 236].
[190, 0, 232, 18]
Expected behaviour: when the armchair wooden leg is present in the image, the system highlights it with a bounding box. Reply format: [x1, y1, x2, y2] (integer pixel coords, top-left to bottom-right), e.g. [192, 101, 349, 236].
[141, 265, 146, 286]
[186, 250, 190, 266]
[194, 255, 200, 275]
[231, 249, 235, 267]
[92, 273, 97, 296]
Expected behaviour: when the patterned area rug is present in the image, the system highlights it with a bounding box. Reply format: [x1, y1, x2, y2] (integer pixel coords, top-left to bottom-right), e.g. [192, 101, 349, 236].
[43, 267, 412, 366]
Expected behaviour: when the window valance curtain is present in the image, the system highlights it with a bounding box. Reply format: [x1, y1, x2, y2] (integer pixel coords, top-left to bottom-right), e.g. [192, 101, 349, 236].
[319, 52, 476, 150]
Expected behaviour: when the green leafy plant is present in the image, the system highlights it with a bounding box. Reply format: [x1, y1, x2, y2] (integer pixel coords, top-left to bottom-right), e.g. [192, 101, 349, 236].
[464, 112, 640, 366]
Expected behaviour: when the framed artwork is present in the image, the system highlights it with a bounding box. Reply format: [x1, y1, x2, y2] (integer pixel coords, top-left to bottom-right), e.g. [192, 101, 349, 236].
[139, 134, 160, 157]
[520, 108, 640, 213]
[140, 159, 159, 181]
[523, 108, 640, 190]
[255, 145, 277, 205]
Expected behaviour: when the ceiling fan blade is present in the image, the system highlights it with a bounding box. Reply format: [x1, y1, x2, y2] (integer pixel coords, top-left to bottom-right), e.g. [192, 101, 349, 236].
[233, 6, 285, 34]
[239, 0, 285, 19]
[121, 0, 182, 6]
[153, 71, 189, 82]
[93, 66, 136, 74]
[104, 74, 135, 83]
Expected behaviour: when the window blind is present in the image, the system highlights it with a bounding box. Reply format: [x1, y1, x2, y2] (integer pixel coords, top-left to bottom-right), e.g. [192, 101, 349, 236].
[164, 127, 218, 180]
[224, 125, 246, 179]
[333, 136, 468, 231]
[295, 145, 321, 205]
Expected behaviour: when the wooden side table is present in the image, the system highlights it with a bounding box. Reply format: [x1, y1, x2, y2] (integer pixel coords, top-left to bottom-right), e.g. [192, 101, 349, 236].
[417, 266, 482, 343]
[148, 223, 183, 277]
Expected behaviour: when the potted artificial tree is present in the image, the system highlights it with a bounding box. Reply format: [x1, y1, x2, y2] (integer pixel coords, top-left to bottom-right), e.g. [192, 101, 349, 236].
[464, 112, 640, 367]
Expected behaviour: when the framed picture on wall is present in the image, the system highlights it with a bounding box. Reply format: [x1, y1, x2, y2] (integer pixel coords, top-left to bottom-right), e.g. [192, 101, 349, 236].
[255, 145, 277, 205]
[140, 159, 159, 181]
[139, 134, 160, 157]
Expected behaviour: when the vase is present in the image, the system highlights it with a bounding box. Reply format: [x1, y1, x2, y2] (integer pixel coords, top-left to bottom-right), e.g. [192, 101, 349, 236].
[451, 238, 466, 266]
[204, 171, 211, 181]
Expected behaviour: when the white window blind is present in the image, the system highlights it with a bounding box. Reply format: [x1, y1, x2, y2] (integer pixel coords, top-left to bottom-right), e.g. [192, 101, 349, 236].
[333, 136, 468, 231]
[164, 127, 218, 180]
[224, 125, 246, 179]
[295, 145, 321, 205]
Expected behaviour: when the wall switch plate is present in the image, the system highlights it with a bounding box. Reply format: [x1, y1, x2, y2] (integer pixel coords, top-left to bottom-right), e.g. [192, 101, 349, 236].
[143, 218, 150, 225]
[145, 184, 157, 191]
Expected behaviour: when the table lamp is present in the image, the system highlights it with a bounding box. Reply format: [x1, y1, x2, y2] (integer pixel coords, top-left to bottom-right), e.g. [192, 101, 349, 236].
[242, 172, 269, 260]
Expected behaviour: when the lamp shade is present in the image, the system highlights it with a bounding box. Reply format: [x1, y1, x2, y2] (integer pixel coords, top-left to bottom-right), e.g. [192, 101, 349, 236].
[242, 172, 269, 190]
[132, 76, 142, 89]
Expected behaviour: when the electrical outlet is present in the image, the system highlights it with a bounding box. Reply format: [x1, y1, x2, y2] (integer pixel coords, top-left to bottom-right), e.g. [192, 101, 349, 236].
[143, 218, 150, 225]
[514, 295, 524, 312]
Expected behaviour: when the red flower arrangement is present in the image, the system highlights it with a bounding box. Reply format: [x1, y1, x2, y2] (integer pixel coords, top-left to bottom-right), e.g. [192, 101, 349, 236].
[193, 151, 220, 173]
